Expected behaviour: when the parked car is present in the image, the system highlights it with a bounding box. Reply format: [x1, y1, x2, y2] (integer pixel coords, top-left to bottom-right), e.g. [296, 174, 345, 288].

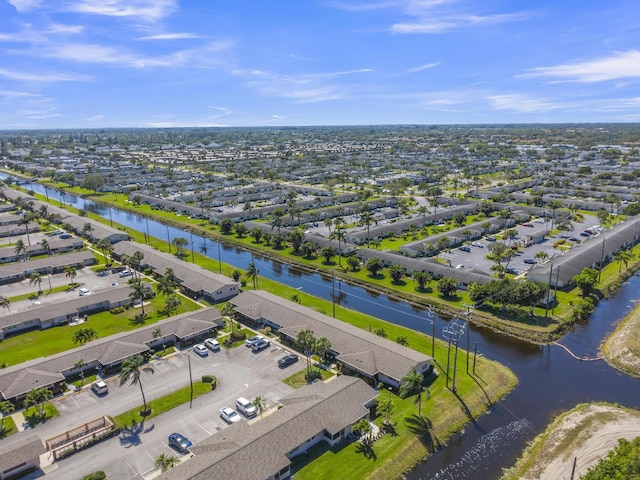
[245, 335, 264, 348]
[569, 237, 580, 242]
[204, 338, 220, 351]
[486, 236, 497, 242]
[523, 258, 537, 264]
[119, 270, 133, 278]
[505, 267, 518, 275]
[579, 232, 590, 237]
[236, 397, 257, 418]
[60, 233, 72, 239]
[168, 433, 192, 454]
[78, 288, 91, 296]
[471, 242, 484, 248]
[49, 229, 63, 236]
[97, 270, 109, 277]
[193, 344, 208, 356]
[458, 246, 471, 252]
[252, 338, 271, 352]
[278, 353, 299, 368]
[111, 265, 126, 273]
[220, 406, 242, 424]
[523, 223, 534, 227]
[91, 380, 108, 395]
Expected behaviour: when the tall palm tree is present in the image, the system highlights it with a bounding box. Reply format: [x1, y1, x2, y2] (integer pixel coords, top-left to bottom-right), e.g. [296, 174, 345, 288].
[119, 354, 154, 415]
[14, 239, 26, 258]
[296, 329, 316, 376]
[64, 266, 77, 287]
[156, 276, 176, 297]
[246, 262, 258, 289]
[399, 368, 429, 416]
[29, 272, 42, 294]
[18, 212, 36, 246]
[152, 327, 165, 351]
[96, 238, 113, 266]
[0, 296, 10, 312]
[332, 217, 345, 267]
[164, 294, 182, 316]
[40, 238, 51, 256]
[81, 222, 94, 240]
[75, 359, 86, 385]
[129, 278, 149, 318]
[0, 400, 15, 435]
[252, 396, 265, 418]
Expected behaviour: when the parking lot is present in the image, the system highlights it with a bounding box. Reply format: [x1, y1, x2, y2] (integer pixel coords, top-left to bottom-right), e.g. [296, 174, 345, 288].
[27, 337, 305, 479]
[439, 214, 602, 276]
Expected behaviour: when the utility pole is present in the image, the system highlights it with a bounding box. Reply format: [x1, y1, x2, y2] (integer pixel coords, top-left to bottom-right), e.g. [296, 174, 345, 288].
[145, 217, 150, 245]
[545, 262, 554, 318]
[425, 305, 436, 358]
[217, 241, 222, 274]
[332, 270, 336, 318]
[462, 303, 475, 373]
[443, 319, 465, 393]
[190, 230, 195, 263]
[166, 224, 171, 254]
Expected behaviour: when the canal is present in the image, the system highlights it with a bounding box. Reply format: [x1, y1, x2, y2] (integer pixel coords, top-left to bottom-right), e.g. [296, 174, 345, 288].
[10, 177, 640, 479]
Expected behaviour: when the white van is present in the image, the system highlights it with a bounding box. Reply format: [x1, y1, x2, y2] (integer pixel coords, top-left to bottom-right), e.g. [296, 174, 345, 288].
[235, 397, 257, 417]
[91, 380, 108, 395]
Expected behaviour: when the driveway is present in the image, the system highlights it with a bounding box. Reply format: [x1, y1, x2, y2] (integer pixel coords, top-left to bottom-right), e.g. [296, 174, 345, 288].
[18, 341, 305, 479]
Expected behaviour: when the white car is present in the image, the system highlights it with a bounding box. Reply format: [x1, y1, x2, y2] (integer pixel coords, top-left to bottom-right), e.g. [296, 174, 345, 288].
[78, 288, 91, 296]
[193, 344, 208, 356]
[220, 406, 241, 424]
[204, 338, 220, 351]
[245, 335, 264, 348]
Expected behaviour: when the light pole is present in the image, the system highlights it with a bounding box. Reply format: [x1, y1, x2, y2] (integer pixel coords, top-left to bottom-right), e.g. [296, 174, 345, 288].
[462, 303, 475, 373]
[425, 305, 435, 358]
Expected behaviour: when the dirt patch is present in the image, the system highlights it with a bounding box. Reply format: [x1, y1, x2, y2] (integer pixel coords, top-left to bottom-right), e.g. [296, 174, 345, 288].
[602, 301, 640, 377]
[502, 403, 640, 480]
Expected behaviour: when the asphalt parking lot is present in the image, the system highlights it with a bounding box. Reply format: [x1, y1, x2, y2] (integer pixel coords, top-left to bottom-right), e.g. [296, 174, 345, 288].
[440, 214, 602, 276]
[24, 338, 305, 479]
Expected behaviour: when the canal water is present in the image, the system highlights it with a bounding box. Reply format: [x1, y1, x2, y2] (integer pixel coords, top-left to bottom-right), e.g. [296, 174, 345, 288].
[11, 177, 640, 479]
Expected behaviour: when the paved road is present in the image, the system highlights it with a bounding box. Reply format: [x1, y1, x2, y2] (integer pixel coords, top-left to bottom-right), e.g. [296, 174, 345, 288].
[17, 341, 304, 480]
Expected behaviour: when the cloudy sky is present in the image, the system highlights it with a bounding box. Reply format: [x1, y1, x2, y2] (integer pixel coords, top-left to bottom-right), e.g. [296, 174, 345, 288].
[1, 0, 639, 128]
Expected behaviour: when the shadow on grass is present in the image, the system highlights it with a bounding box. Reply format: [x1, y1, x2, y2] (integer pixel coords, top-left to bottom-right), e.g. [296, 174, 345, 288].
[24, 412, 51, 428]
[405, 414, 441, 452]
[382, 422, 398, 437]
[452, 390, 475, 423]
[290, 436, 352, 474]
[128, 313, 147, 326]
[356, 441, 377, 460]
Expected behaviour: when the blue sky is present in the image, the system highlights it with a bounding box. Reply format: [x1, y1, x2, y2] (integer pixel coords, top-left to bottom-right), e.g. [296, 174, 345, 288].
[1, 0, 639, 129]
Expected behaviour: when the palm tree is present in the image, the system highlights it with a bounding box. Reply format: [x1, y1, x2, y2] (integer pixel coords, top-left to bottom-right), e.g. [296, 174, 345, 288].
[399, 368, 429, 416]
[220, 302, 237, 338]
[36, 237, 50, 255]
[153, 327, 165, 351]
[72, 328, 99, 346]
[29, 272, 42, 295]
[96, 238, 113, 265]
[333, 218, 344, 267]
[246, 262, 258, 289]
[613, 249, 634, 272]
[119, 354, 154, 415]
[0, 400, 15, 435]
[129, 278, 149, 318]
[296, 329, 316, 377]
[14, 239, 26, 258]
[0, 296, 10, 312]
[65, 266, 77, 287]
[81, 222, 94, 240]
[164, 294, 182, 316]
[156, 276, 176, 297]
[252, 396, 265, 418]
[172, 237, 188, 258]
[314, 337, 332, 365]
[129, 250, 145, 280]
[18, 213, 36, 246]
[75, 359, 86, 385]
[24, 387, 53, 418]
[154, 453, 179, 473]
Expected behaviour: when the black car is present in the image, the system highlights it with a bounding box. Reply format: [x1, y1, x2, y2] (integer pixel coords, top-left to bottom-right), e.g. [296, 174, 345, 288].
[168, 433, 193, 454]
[505, 267, 518, 275]
[278, 353, 299, 368]
[111, 265, 126, 273]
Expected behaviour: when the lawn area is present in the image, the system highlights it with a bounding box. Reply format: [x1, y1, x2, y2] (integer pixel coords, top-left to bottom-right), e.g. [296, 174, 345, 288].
[112, 381, 213, 429]
[24, 402, 59, 428]
[0, 416, 18, 439]
[7, 284, 71, 302]
[294, 351, 516, 480]
[0, 293, 201, 367]
[284, 365, 335, 388]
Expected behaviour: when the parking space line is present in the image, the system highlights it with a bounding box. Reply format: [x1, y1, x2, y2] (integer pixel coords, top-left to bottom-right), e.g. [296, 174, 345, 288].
[200, 424, 212, 436]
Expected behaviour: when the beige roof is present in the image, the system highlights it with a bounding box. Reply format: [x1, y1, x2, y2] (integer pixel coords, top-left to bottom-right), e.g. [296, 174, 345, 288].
[232, 290, 431, 383]
[159, 376, 376, 480]
[0, 434, 45, 471]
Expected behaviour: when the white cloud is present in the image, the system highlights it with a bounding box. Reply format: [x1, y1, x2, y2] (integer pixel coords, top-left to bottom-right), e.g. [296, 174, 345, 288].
[272, 114, 285, 119]
[86, 114, 105, 121]
[138, 33, 201, 41]
[0, 90, 41, 98]
[241, 68, 373, 103]
[0, 68, 90, 82]
[524, 50, 640, 83]
[7, 0, 42, 12]
[488, 94, 563, 113]
[392, 12, 526, 33]
[64, 0, 178, 21]
[406, 62, 439, 73]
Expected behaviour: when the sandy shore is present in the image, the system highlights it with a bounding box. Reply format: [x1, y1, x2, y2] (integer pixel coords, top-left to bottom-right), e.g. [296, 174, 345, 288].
[603, 301, 640, 377]
[502, 404, 640, 480]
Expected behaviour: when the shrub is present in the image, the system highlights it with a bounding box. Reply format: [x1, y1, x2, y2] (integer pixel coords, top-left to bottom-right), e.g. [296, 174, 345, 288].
[83, 471, 107, 480]
[201, 375, 218, 390]
[305, 370, 322, 383]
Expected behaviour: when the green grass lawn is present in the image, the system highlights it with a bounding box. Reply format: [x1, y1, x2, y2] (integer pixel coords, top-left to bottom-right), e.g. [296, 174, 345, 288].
[23, 402, 59, 428]
[0, 416, 18, 439]
[112, 381, 213, 429]
[0, 294, 201, 367]
[284, 365, 335, 388]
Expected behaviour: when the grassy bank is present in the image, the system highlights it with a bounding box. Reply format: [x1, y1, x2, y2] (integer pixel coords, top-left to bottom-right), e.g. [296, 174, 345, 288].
[602, 302, 640, 378]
